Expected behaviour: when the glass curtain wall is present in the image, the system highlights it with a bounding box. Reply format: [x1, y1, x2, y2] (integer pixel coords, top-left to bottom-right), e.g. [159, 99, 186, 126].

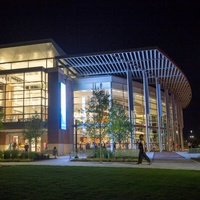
[74, 82, 111, 149]
[169, 97, 174, 150]
[0, 59, 54, 70]
[0, 58, 52, 151]
[73, 76, 176, 151]
[149, 91, 158, 150]
[0, 58, 52, 122]
[160, 95, 167, 151]
[0, 71, 48, 122]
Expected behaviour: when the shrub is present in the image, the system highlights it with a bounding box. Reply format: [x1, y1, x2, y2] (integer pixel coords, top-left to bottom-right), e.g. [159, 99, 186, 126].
[1, 151, 49, 161]
[189, 148, 200, 153]
[28, 152, 49, 160]
[0, 150, 3, 158]
[87, 148, 114, 159]
[20, 151, 29, 159]
[4, 150, 11, 159]
[11, 150, 19, 159]
[28, 152, 38, 160]
[86, 149, 96, 158]
[39, 153, 49, 160]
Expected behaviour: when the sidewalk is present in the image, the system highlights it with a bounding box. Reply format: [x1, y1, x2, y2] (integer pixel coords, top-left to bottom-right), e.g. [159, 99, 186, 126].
[0, 152, 200, 171]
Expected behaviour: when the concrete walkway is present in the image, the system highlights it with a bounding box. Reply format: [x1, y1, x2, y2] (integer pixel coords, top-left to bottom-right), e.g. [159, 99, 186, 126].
[0, 152, 200, 171]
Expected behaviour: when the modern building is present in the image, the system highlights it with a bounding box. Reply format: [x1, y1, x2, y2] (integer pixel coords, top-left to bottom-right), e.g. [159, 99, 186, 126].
[0, 39, 192, 155]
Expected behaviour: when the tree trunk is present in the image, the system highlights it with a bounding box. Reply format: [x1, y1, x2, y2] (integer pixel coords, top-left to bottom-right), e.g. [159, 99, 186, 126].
[119, 141, 121, 149]
[28, 140, 32, 152]
[35, 138, 37, 152]
[99, 125, 102, 163]
[40, 137, 44, 152]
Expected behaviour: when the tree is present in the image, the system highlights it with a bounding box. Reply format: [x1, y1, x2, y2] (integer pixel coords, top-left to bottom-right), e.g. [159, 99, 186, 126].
[85, 85, 110, 162]
[108, 101, 132, 149]
[22, 114, 45, 152]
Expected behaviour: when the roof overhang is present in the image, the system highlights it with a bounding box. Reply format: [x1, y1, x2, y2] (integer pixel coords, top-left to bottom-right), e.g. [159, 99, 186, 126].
[56, 47, 192, 108]
[0, 39, 66, 63]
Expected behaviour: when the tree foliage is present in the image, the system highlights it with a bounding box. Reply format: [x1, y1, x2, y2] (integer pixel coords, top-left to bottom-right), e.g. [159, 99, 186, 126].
[22, 114, 45, 152]
[85, 86, 110, 161]
[108, 101, 132, 148]
[86, 87, 110, 141]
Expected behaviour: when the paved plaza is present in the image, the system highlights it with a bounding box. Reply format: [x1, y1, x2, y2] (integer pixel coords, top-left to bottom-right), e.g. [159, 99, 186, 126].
[0, 152, 200, 171]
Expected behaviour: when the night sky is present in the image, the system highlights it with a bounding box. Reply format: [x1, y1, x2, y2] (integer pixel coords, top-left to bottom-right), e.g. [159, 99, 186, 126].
[0, 0, 199, 139]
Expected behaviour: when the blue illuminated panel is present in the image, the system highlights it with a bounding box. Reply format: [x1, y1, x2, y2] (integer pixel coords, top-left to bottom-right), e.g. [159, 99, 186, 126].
[60, 82, 66, 130]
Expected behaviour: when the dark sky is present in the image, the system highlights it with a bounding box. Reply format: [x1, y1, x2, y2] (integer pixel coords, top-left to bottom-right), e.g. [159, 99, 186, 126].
[0, 0, 199, 139]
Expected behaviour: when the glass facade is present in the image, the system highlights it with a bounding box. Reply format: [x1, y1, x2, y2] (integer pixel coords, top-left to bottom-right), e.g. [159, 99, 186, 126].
[0, 57, 52, 151]
[0, 59, 51, 122]
[72, 76, 181, 151]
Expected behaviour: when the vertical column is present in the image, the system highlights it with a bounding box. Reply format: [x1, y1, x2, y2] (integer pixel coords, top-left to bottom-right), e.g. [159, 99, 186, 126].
[165, 90, 170, 151]
[171, 94, 177, 150]
[156, 78, 162, 152]
[177, 103, 184, 151]
[142, 71, 150, 150]
[109, 85, 114, 152]
[180, 107, 184, 151]
[127, 69, 134, 149]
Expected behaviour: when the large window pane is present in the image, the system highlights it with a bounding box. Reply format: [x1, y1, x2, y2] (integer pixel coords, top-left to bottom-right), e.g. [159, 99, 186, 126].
[0, 63, 11, 70]
[7, 73, 24, 84]
[24, 98, 41, 106]
[29, 60, 46, 68]
[24, 106, 40, 114]
[0, 75, 6, 84]
[25, 71, 41, 82]
[5, 114, 23, 122]
[47, 59, 53, 68]
[12, 62, 28, 69]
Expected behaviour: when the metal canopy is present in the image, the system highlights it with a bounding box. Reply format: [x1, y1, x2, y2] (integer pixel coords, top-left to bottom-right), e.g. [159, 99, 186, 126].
[57, 47, 192, 108]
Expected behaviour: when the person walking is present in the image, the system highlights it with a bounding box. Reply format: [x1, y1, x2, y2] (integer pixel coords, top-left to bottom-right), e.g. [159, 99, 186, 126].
[24, 143, 29, 152]
[53, 146, 58, 159]
[137, 134, 152, 165]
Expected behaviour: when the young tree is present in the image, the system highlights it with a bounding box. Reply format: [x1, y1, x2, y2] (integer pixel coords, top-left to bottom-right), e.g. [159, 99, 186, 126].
[85, 85, 110, 162]
[108, 101, 132, 149]
[22, 114, 45, 152]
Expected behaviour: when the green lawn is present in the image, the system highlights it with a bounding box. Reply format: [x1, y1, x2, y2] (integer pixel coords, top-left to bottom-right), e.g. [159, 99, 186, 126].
[0, 165, 199, 200]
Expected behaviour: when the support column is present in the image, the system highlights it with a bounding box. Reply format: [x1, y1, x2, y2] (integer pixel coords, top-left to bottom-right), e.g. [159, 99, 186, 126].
[127, 69, 134, 149]
[165, 90, 171, 151]
[171, 94, 176, 151]
[142, 71, 150, 151]
[109, 86, 114, 152]
[156, 78, 162, 152]
[177, 103, 184, 151]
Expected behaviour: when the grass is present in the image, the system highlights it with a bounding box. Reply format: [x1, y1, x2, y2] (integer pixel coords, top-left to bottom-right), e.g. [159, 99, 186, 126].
[0, 165, 200, 200]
